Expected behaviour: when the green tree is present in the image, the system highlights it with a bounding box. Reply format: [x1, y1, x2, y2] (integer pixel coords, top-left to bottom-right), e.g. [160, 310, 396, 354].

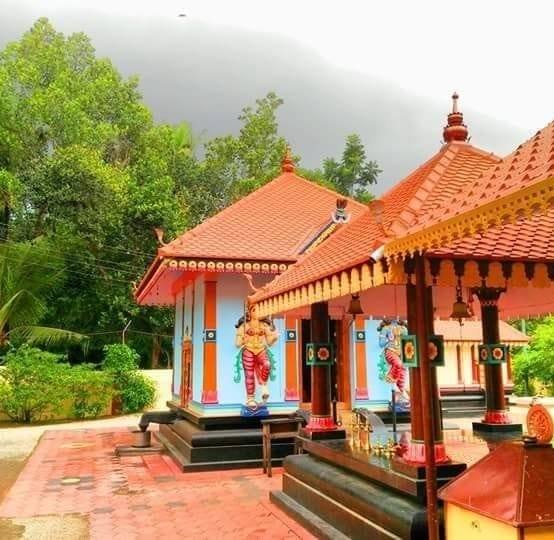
[191, 92, 288, 222]
[512, 316, 554, 396]
[322, 134, 380, 201]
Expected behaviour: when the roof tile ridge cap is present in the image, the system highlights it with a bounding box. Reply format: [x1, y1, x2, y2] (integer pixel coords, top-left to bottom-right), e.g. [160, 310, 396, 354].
[164, 173, 290, 247]
[387, 145, 459, 230]
[379, 146, 450, 201]
[460, 142, 503, 162]
[291, 172, 368, 210]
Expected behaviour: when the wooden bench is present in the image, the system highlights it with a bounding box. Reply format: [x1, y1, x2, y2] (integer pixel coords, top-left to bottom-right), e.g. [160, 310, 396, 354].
[261, 418, 303, 477]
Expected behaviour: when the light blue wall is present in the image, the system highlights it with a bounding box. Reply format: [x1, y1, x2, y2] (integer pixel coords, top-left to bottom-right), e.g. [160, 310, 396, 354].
[172, 291, 184, 398]
[191, 277, 205, 403]
[216, 273, 284, 406]
[364, 319, 392, 402]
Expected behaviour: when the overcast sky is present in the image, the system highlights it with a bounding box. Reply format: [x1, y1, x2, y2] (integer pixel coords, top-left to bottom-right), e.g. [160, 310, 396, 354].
[1, 0, 552, 193]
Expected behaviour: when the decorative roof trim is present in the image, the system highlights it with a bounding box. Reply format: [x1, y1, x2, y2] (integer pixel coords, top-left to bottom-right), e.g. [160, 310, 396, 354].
[166, 258, 290, 274]
[384, 175, 554, 259]
[254, 256, 554, 317]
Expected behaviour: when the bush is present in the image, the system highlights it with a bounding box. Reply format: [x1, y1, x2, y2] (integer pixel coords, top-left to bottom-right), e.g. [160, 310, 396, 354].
[102, 343, 156, 413]
[119, 372, 156, 413]
[68, 364, 113, 419]
[0, 346, 68, 423]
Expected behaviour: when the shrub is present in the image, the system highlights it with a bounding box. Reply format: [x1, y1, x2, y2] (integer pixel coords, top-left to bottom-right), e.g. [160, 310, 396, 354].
[102, 344, 139, 385]
[68, 364, 113, 419]
[119, 372, 156, 413]
[102, 343, 156, 413]
[0, 346, 68, 423]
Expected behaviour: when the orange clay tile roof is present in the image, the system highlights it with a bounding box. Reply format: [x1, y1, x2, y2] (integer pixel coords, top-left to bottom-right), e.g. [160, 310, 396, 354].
[158, 171, 367, 262]
[430, 209, 554, 261]
[433, 320, 528, 343]
[410, 121, 554, 233]
[253, 141, 499, 301]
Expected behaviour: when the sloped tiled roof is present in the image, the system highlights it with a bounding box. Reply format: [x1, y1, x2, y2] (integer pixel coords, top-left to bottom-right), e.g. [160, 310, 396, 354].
[253, 141, 499, 301]
[430, 209, 554, 261]
[410, 121, 554, 234]
[159, 170, 367, 262]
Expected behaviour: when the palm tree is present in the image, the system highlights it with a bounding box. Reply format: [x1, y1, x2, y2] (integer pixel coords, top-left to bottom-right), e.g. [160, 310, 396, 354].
[0, 240, 86, 348]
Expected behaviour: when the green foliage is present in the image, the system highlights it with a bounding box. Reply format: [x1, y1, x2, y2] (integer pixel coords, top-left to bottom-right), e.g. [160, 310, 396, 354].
[0, 19, 381, 367]
[0, 345, 68, 423]
[68, 364, 112, 419]
[102, 343, 155, 413]
[322, 134, 380, 200]
[512, 316, 554, 396]
[119, 371, 156, 414]
[102, 343, 139, 382]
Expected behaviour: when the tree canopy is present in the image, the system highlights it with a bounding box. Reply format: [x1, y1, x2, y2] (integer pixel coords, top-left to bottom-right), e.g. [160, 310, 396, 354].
[0, 19, 380, 365]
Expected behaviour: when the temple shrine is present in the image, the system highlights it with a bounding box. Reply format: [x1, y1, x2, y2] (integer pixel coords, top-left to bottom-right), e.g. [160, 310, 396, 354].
[136, 94, 554, 538]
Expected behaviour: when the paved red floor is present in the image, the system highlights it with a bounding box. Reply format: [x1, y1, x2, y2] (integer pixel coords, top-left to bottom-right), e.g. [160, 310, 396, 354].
[0, 428, 316, 539]
[0, 427, 491, 539]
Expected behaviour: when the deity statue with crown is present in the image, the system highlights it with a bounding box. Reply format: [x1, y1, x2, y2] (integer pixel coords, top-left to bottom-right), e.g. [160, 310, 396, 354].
[234, 298, 278, 416]
[377, 319, 410, 410]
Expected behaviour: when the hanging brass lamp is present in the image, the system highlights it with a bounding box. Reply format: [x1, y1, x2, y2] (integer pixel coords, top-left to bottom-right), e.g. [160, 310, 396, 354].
[347, 294, 364, 316]
[450, 279, 471, 325]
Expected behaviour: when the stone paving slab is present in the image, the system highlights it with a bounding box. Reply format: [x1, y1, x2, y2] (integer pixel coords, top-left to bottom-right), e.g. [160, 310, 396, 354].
[0, 427, 316, 539]
[0, 426, 492, 539]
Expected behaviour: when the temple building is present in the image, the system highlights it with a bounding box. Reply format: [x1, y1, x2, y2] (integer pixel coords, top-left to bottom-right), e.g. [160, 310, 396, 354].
[135, 95, 527, 418]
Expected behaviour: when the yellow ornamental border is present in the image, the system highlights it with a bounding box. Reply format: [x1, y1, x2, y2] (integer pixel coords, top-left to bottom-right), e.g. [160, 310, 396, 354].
[384, 176, 554, 259]
[255, 258, 554, 318]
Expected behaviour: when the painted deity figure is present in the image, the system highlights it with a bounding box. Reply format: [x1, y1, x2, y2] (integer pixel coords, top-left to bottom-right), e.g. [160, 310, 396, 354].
[378, 319, 410, 405]
[235, 303, 278, 409]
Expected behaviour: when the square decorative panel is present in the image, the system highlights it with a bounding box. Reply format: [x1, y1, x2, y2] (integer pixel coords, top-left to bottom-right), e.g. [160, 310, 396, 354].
[478, 343, 508, 365]
[428, 335, 445, 367]
[203, 329, 217, 342]
[286, 330, 297, 342]
[306, 342, 334, 366]
[355, 330, 366, 342]
[401, 335, 418, 367]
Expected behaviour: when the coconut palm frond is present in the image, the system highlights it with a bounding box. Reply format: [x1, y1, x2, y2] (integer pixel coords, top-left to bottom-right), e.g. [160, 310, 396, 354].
[9, 325, 89, 350]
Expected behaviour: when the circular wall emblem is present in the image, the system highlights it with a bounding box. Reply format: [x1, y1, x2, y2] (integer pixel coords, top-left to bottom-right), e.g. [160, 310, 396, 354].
[428, 342, 438, 361]
[403, 341, 415, 361]
[480, 347, 489, 361]
[492, 347, 504, 361]
[317, 347, 330, 361]
[526, 404, 554, 443]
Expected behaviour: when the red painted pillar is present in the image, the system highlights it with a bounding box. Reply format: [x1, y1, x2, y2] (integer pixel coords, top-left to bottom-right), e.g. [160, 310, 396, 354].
[476, 288, 510, 424]
[404, 257, 448, 465]
[305, 302, 337, 431]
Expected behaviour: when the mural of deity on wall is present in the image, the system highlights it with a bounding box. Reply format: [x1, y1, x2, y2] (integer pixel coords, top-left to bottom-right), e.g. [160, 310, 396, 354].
[377, 319, 410, 410]
[234, 302, 279, 416]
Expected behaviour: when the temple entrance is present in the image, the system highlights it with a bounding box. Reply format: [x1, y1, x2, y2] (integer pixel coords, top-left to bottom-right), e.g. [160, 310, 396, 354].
[300, 319, 344, 405]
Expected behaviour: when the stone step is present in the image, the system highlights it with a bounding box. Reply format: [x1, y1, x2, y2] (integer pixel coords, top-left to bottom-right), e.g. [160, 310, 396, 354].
[156, 431, 287, 472]
[156, 423, 295, 471]
[279, 453, 432, 539]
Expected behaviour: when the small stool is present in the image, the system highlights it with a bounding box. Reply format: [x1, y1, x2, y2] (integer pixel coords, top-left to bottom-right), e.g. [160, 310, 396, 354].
[261, 418, 303, 477]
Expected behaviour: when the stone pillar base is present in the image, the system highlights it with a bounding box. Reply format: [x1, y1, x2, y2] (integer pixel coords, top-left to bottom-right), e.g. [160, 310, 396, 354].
[483, 409, 512, 424]
[402, 440, 450, 464]
[472, 421, 523, 433]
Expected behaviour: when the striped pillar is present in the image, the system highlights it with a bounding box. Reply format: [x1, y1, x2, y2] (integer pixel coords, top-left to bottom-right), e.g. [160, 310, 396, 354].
[354, 318, 369, 400]
[284, 316, 300, 401]
[201, 279, 218, 404]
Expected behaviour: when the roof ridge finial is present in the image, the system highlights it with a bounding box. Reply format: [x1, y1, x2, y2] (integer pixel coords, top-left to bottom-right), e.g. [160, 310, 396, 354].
[443, 91, 469, 143]
[452, 91, 459, 113]
[281, 146, 295, 173]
